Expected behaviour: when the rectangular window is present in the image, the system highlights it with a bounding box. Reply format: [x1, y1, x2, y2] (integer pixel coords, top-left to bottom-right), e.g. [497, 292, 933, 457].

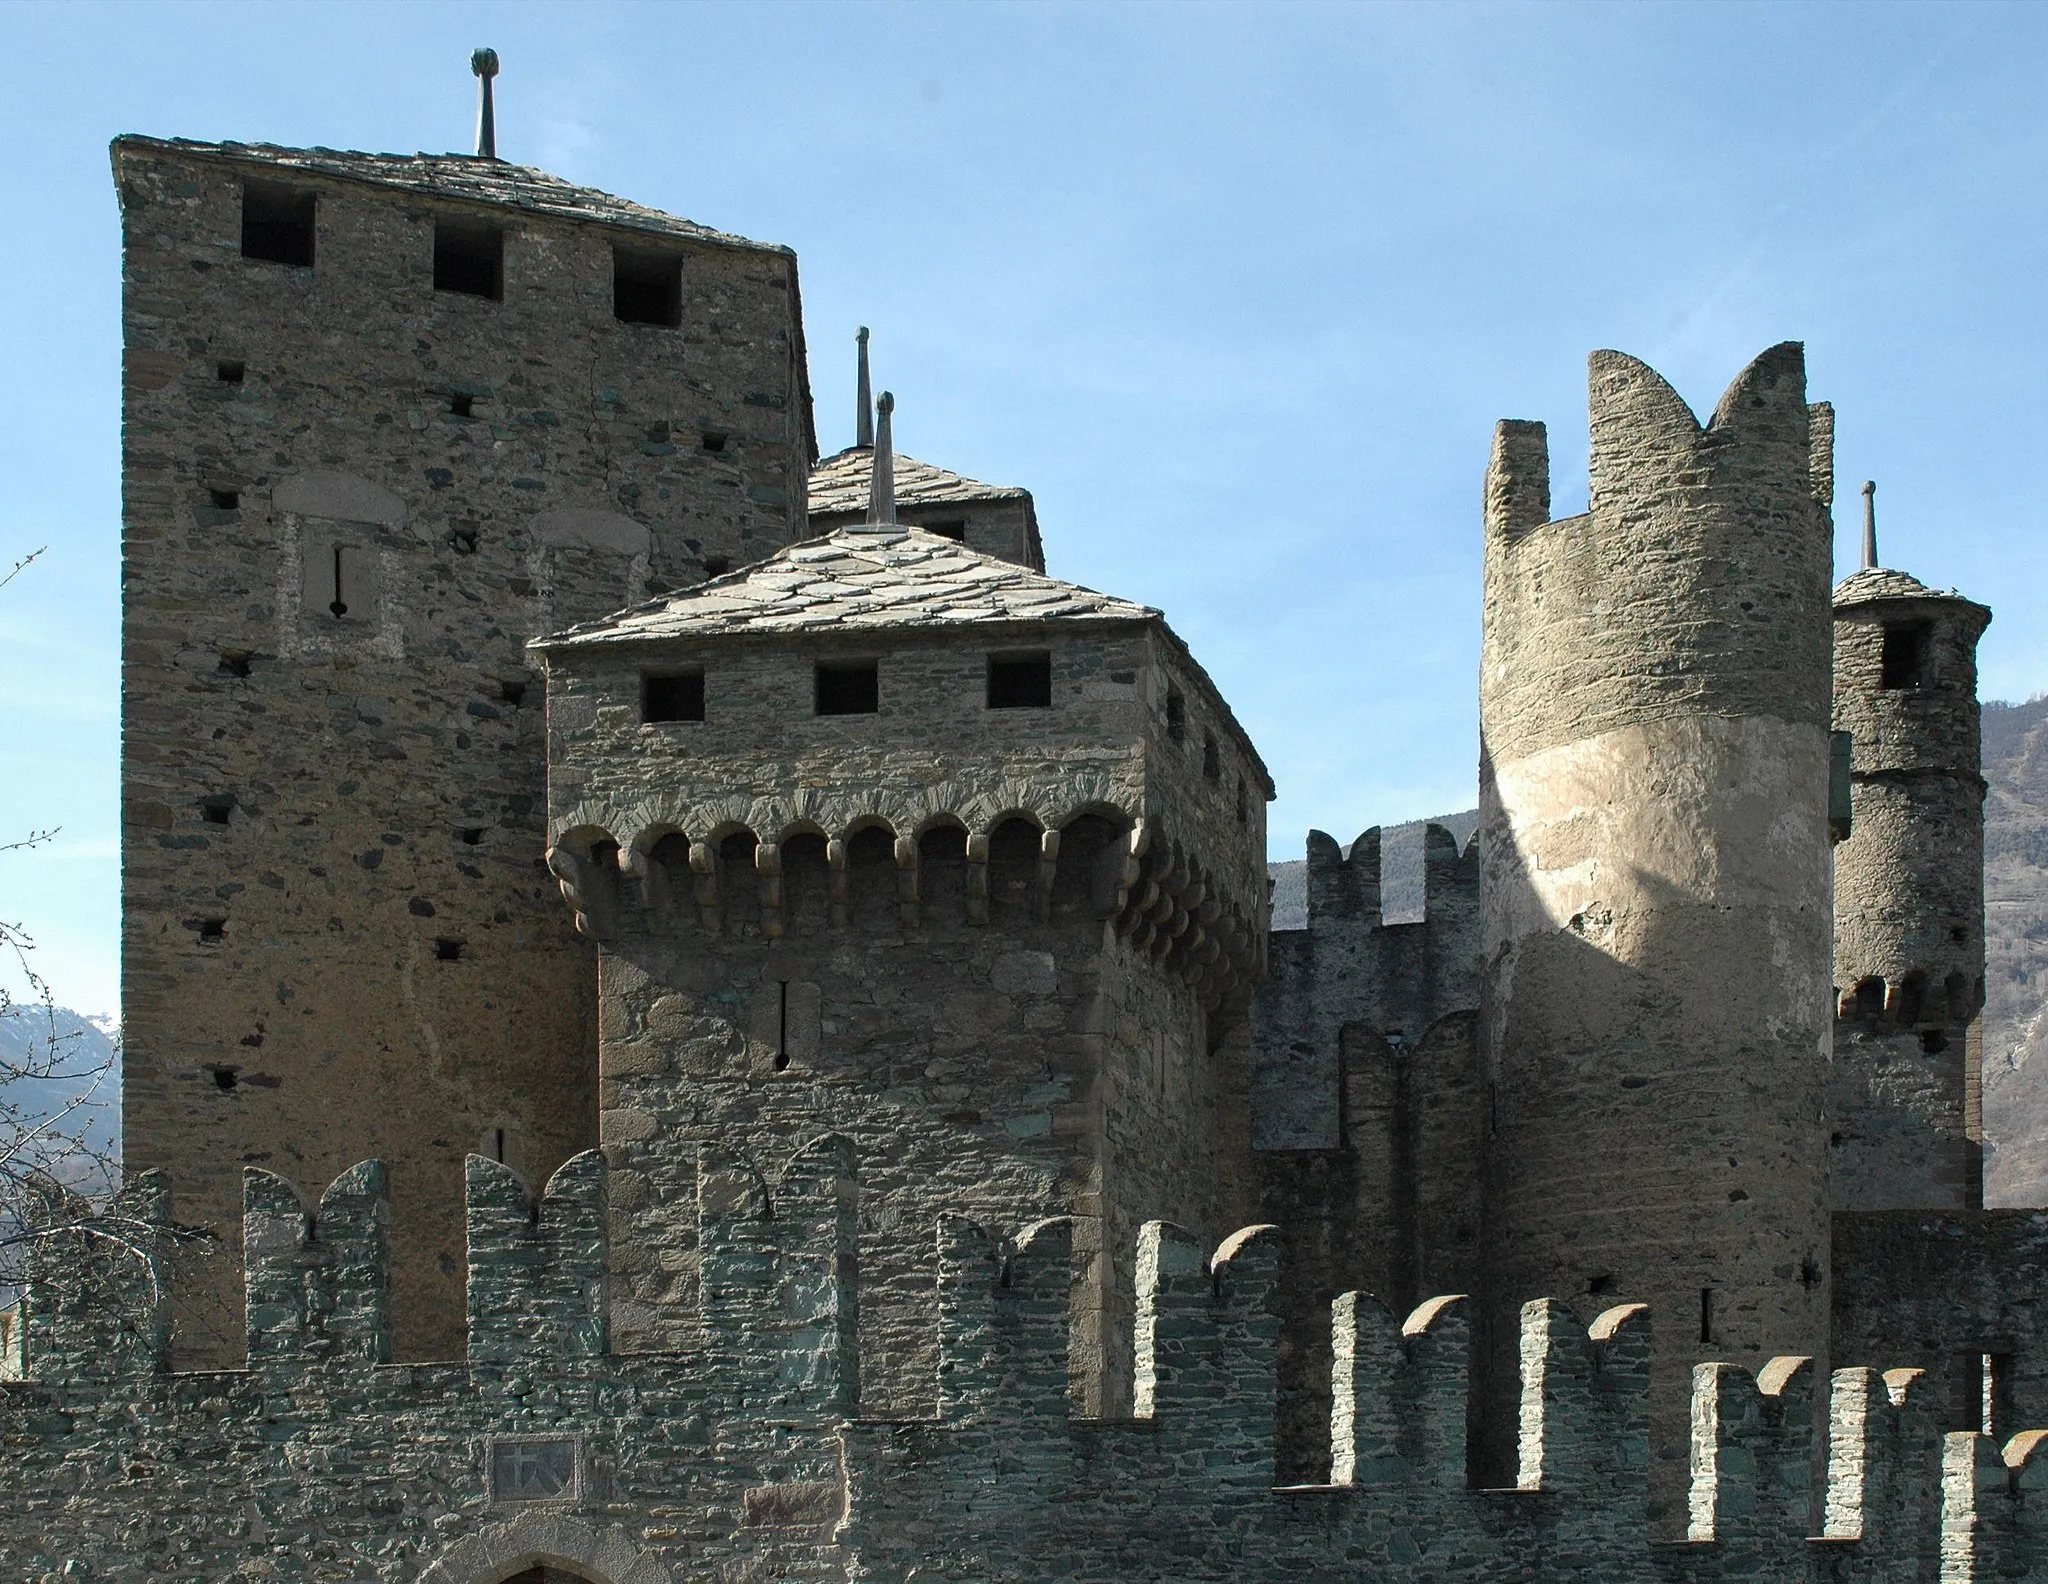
[815, 660, 878, 716]
[642, 671, 705, 723]
[987, 650, 1052, 709]
[925, 519, 967, 543]
[434, 219, 503, 300]
[241, 181, 316, 267]
[613, 247, 683, 327]
[1880, 621, 1930, 689]
[1166, 686, 1186, 743]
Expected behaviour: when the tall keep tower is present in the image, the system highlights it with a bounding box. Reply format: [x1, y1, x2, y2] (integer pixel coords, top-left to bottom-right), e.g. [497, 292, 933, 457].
[113, 132, 814, 1361]
[1475, 345, 1836, 1499]
[1829, 495, 1991, 1211]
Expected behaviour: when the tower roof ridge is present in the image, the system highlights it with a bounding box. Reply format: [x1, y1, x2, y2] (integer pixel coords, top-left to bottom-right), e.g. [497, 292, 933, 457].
[531, 525, 1157, 650]
[809, 446, 1031, 515]
[109, 134, 787, 254]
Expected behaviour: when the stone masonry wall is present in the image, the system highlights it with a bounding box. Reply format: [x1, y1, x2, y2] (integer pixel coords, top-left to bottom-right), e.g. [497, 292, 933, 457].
[115, 139, 812, 1365]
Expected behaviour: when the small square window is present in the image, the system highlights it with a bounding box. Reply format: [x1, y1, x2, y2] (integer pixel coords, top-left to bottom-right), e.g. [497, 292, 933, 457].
[613, 248, 682, 327]
[815, 661, 878, 716]
[448, 393, 476, 419]
[987, 651, 1051, 709]
[1880, 622, 1930, 690]
[216, 360, 246, 384]
[926, 520, 967, 543]
[643, 671, 705, 723]
[241, 182, 315, 267]
[434, 220, 503, 300]
[209, 488, 241, 511]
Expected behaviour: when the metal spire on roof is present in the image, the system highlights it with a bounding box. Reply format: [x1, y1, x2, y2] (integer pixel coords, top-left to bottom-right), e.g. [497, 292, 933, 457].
[472, 49, 500, 160]
[856, 328, 874, 449]
[866, 393, 897, 526]
[1861, 479, 1878, 570]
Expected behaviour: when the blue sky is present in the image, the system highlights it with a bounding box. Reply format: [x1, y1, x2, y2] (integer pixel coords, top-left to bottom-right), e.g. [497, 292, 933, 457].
[2, 0, 2045, 1020]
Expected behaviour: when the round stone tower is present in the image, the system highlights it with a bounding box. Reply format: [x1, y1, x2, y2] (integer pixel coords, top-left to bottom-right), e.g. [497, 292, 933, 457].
[1475, 344, 1836, 1505]
[1829, 503, 1991, 1211]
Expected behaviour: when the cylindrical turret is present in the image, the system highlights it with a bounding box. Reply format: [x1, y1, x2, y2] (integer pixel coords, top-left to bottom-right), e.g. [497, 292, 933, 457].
[1475, 345, 1836, 1508]
[1829, 549, 1990, 1211]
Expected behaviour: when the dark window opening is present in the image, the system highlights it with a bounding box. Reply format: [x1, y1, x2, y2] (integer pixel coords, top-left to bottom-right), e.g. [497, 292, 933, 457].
[1951, 925, 1969, 944]
[198, 918, 226, 943]
[987, 651, 1052, 710]
[218, 649, 253, 678]
[328, 545, 352, 618]
[447, 523, 480, 555]
[1854, 976, 1886, 1022]
[216, 360, 246, 384]
[1166, 687, 1186, 743]
[1921, 1028, 1949, 1056]
[209, 488, 241, 511]
[701, 555, 731, 577]
[1880, 621, 1931, 690]
[457, 827, 484, 846]
[435, 938, 464, 962]
[816, 660, 879, 716]
[1801, 1257, 1821, 1289]
[1586, 1273, 1615, 1296]
[926, 519, 967, 543]
[773, 980, 791, 1071]
[434, 220, 503, 300]
[613, 248, 682, 327]
[199, 795, 236, 826]
[241, 182, 316, 267]
[1699, 1287, 1714, 1345]
[448, 393, 476, 418]
[1897, 972, 1926, 1025]
[1984, 1353, 2016, 1438]
[210, 1065, 239, 1092]
[1202, 732, 1221, 781]
[642, 671, 705, 724]
[498, 679, 529, 707]
[700, 431, 727, 453]
[1235, 777, 1248, 825]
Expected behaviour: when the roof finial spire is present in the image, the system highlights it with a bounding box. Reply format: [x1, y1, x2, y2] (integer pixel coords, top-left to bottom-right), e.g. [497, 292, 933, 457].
[866, 393, 897, 526]
[1861, 479, 1878, 570]
[472, 49, 500, 160]
[856, 328, 874, 450]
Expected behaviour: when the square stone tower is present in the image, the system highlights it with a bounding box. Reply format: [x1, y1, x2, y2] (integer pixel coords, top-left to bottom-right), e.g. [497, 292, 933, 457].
[113, 136, 814, 1361]
[533, 522, 1270, 1413]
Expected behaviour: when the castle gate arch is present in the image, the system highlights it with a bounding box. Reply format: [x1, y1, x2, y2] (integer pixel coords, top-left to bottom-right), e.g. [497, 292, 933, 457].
[413, 1510, 674, 1584]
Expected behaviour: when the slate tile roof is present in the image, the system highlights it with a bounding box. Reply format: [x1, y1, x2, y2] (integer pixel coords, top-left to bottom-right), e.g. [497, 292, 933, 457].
[533, 526, 1153, 649]
[1833, 566, 1985, 610]
[807, 447, 1029, 518]
[113, 135, 783, 254]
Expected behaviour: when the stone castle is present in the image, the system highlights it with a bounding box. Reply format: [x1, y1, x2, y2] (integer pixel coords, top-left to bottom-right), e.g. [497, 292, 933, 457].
[3, 79, 2045, 1583]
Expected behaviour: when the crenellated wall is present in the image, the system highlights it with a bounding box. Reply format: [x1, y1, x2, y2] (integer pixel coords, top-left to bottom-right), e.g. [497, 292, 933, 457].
[6, 1139, 2041, 1584]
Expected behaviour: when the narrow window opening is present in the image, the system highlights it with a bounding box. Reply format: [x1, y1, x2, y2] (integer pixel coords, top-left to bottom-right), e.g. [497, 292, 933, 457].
[815, 660, 879, 717]
[926, 519, 967, 543]
[1921, 1028, 1949, 1056]
[1800, 1257, 1821, 1289]
[448, 393, 476, 419]
[209, 488, 241, 511]
[218, 649, 253, 678]
[700, 431, 727, 453]
[447, 523, 480, 554]
[1586, 1273, 1615, 1296]
[241, 181, 316, 267]
[198, 918, 227, 943]
[211, 1064, 239, 1091]
[1699, 1287, 1714, 1345]
[773, 980, 791, 1071]
[1202, 732, 1221, 781]
[1985, 1353, 2015, 1438]
[199, 794, 236, 826]
[642, 671, 705, 724]
[493, 1127, 506, 1163]
[1165, 687, 1186, 743]
[1880, 621, 1931, 690]
[498, 679, 528, 708]
[457, 827, 485, 846]
[328, 545, 350, 618]
[701, 555, 732, 577]
[1235, 777, 1248, 825]
[215, 360, 246, 384]
[613, 247, 683, 327]
[435, 938, 464, 962]
[987, 651, 1052, 710]
[433, 220, 503, 300]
